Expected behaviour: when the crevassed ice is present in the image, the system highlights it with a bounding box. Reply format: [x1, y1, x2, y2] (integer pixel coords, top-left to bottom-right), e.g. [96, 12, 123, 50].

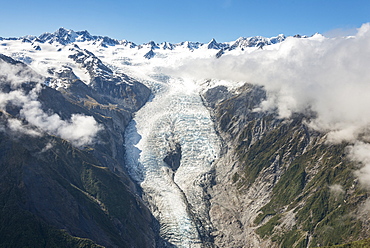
[125, 76, 220, 247]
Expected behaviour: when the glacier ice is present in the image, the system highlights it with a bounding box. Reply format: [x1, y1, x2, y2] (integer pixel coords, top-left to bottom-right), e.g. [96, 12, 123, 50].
[125, 76, 220, 247]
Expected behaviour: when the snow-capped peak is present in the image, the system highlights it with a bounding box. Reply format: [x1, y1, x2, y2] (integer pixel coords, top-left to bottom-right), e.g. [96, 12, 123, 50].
[39, 27, 79, 45]
[206, 38, 220, 49]
[160, 42, 174, 50]
[38, 28, 117, 46]
[15, 27, 293, 54]
[75, 30, 95, 42]
[229, 34, 287, 50]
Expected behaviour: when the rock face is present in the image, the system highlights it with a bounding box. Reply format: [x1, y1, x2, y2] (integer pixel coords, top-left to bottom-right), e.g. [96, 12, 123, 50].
[163, 142, 182, 172]
[0, 54, 155, 248]
[2, 28, 370, 248]
[202, 83, 370, 248]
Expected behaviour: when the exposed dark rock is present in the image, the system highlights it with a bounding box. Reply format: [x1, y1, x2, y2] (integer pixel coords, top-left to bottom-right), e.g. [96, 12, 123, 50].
[0, 54, 156, 247]
[144, 49, 155, 59]
[202, 85, 231, 108]
[163, 142, 182, 172]
[203, 83, 368, 248]
[215, 48, 224, 58]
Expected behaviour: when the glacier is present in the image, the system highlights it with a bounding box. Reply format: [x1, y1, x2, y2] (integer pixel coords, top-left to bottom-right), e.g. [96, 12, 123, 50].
[0, 28, 288, 246]
[3, 27, 370, 248]
[124, 75, 220, 247]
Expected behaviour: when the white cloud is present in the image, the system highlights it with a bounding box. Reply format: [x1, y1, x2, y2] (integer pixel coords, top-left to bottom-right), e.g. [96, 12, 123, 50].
[170, 24, 370, 140]
[323, 27, 357, 38]
[348, 142, 370, 189]
[0, 61, 43, 88]
[19, 98, 102, 147]
[50, 114, 102, 147]
[165, 23, 370, 187]
[329, 184, 345, 195]
[40, 142, 54, 153]
[7, 118, 42, 137]
[0, 59, 102, 147]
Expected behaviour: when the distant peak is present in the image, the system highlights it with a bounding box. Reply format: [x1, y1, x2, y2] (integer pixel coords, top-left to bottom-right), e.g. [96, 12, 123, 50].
[206, 38, 221, 49]
[38, 27, 77, 45]
[38, 28, 97, 45]
[55, 27, 72, 33]
[229, 34, 287, 50]
[144, 41, 159, 49]
[53, 27, 76, 38]
[8, 28, 291, 53]
[161, 42, 174, 50]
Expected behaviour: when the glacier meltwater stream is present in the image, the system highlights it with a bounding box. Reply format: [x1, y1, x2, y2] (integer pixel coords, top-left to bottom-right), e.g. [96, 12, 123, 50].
[125, 76, 220, 247]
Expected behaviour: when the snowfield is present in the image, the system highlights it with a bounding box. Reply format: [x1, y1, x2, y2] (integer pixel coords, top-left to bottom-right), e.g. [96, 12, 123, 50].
[0, 28, 298, 246]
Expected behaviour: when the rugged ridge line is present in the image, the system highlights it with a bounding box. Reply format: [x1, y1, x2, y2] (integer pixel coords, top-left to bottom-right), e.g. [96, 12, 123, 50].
[1, 27, 292, 59]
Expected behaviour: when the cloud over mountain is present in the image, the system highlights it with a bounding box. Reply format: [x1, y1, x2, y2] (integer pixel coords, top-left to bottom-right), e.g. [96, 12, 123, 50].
[0, 59, 102, 147]
[167, 23, 370, 187]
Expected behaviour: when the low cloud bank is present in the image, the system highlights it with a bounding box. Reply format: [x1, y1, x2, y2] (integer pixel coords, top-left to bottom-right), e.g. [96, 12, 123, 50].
[0, 60, 102, 147]
[168, 23, 370, 188]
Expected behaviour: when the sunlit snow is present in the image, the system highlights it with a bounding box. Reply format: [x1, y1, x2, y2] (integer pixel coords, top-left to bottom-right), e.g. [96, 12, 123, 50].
[88, 44, 222, 246]
[0, 38, 223, 246]
[0, 35, 265, 246]
[3, 26, 370, 246]
[123, 74, 220, 247]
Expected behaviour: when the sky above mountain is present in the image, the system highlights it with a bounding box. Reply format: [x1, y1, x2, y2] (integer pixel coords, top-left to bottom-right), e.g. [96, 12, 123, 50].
[2, 0, 370, 43]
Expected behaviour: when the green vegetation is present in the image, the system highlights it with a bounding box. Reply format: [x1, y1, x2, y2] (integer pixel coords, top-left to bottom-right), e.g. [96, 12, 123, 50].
[255, 214, 281, 238]
[0, 128, 153, 248]
[248, 129, 366, 247]
[0, 137, 103, 248]
[236, 117, 307, 188]
[319, 238, 370, 247]
[248, 129, 365, 247]
[0, 207, 102, 248]
[213, 89, 369, 248]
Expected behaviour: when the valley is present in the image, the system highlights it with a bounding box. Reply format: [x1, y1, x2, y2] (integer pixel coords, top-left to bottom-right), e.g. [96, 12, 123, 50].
[1, 27, 370, 248]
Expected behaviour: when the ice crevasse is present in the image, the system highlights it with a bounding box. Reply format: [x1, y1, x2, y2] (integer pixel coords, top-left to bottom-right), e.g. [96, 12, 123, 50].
[125, 76, 221, 247]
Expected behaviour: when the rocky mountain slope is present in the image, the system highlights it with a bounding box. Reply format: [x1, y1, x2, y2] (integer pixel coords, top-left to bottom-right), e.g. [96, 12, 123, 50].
[0, 54, 157, 247]
[1, 28, 370, 248]
[202, 83, 370, 247]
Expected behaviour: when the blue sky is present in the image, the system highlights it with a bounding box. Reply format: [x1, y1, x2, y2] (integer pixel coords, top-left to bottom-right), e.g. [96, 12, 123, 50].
[2, 0, 370, 44]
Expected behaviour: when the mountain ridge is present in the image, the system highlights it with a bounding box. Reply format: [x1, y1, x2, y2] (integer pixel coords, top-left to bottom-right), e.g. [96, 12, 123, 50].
[0, 51, 157, 247]
[1, 27, 369, 248]
[1, 27, 297, 52]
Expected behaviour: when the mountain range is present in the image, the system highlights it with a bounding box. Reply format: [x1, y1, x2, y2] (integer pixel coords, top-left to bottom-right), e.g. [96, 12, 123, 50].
[0, 28, 369, 248]
[2, 27, 287, 53]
